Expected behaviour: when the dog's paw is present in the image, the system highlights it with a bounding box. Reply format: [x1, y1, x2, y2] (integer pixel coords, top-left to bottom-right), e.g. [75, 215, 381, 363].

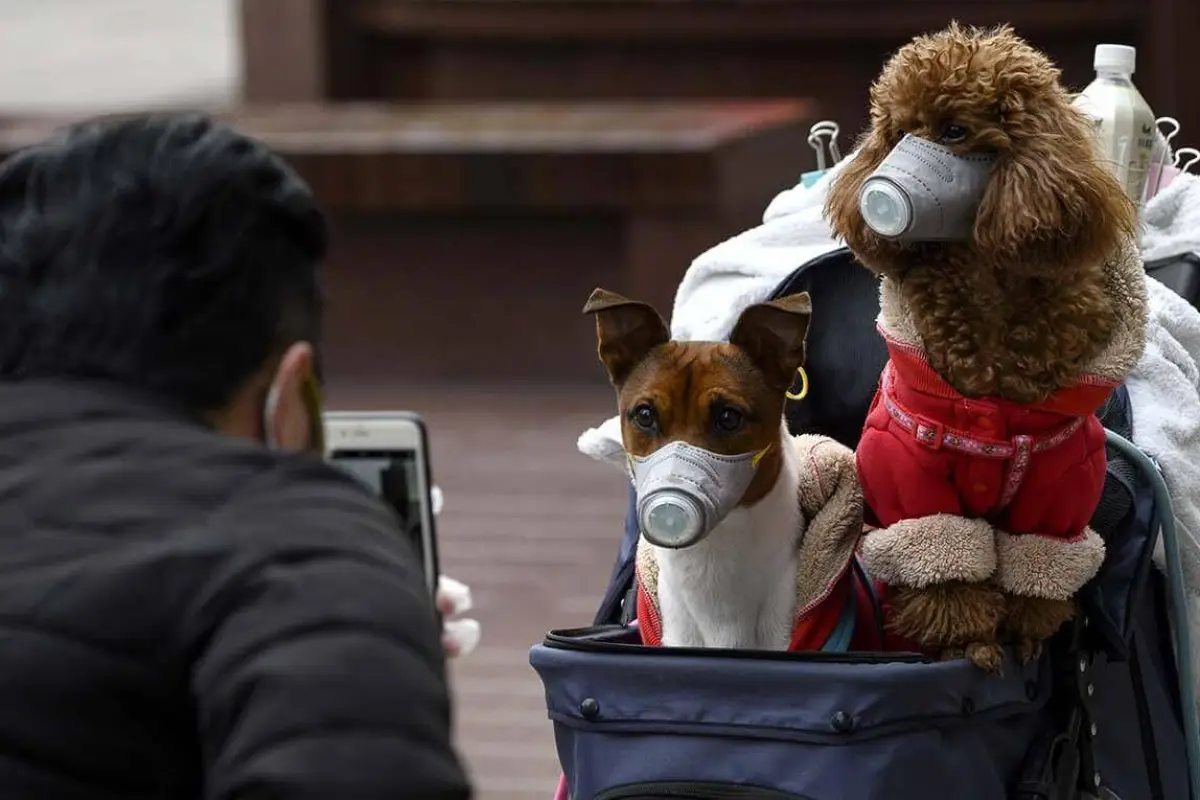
[1003, 594, 1075, 642]
[1015, 637, 1044, 664]
[965, 642, 1006, 674]
[939, 646, 967, 662]
[886, 581, 1007, 645]
[939, 642, 1005, 674]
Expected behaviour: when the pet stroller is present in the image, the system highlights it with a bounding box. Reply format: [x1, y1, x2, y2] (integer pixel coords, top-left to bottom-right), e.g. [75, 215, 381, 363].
[530, 247, 1200, 800]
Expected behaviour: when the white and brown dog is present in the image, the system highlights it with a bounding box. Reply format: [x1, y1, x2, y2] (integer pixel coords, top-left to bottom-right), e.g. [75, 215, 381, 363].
[583, 288, 880, 652]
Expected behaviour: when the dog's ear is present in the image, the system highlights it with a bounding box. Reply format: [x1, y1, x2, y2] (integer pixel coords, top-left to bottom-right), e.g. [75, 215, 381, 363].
[582, 288, 670, 385]
[729, 292, 812, 392]
[824, 122, 898, 266]
[972, 98, 1137, 272]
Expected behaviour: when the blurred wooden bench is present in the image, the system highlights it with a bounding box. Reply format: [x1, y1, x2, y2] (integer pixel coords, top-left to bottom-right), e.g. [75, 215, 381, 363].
[0, 100, 813, 386]
[238, 0, 1194, 147]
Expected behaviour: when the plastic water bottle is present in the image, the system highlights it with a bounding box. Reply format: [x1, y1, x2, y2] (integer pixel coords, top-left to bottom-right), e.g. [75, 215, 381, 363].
[1072, 44, 1156, 209]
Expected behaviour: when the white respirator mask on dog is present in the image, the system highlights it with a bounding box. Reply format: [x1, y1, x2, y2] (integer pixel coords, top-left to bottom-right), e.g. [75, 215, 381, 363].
[628, 441, 771, 549]
[858, 134, 997, 242]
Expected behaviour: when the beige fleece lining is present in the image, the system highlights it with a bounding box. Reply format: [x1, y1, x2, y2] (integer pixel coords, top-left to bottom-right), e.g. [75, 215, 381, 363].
[791, 434, 865, 613]
[636, 533, 659, 604]
[994, 528, 1106, 600]
[637, 433, 865, 627]
[877, 237, 1148, 381]
[860, 514, 997, 588]
[1089, 238, 1149, 381]
[877, 277, 921, 350]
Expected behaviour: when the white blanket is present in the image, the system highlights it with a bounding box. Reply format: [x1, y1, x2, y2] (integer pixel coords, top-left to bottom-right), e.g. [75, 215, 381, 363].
[1140, 170, 1200, 263]
[1127, 172, 1200, 680]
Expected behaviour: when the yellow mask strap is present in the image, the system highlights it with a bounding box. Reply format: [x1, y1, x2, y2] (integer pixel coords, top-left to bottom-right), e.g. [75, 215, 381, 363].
[302, 373, 326, 454]
[751, 443, 772, 467]
[784, 366, 810, 401]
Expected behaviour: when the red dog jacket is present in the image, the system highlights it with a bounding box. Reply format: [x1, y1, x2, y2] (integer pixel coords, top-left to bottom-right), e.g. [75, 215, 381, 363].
[857, 334, 1116, 540]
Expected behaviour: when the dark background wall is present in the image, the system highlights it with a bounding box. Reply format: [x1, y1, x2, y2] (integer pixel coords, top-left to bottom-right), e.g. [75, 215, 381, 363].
[232, 0, 1198, 389]
[241, 0, 1197, 150]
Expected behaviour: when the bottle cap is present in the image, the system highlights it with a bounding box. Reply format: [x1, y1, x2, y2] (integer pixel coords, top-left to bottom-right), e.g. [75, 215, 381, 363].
[1094, 44, 1137, 75]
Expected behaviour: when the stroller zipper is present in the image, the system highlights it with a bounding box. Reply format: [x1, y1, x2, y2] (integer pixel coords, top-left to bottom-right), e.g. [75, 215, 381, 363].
[543, 626, 932, 665]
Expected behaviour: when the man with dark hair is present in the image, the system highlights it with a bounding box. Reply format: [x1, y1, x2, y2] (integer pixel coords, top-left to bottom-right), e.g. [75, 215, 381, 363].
[0, 113, 472, 798]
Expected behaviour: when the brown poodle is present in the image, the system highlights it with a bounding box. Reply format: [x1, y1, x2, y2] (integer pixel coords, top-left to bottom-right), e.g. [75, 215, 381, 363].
[825, 23, 1148, 669]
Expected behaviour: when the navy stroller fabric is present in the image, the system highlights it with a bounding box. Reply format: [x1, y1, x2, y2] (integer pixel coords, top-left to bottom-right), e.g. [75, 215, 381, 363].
[531, 248, 1194, 800]
[534, 632, 1046, 799]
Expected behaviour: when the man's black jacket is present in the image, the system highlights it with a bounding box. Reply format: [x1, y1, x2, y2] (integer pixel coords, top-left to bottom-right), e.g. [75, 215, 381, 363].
[0, 380, 472, 799]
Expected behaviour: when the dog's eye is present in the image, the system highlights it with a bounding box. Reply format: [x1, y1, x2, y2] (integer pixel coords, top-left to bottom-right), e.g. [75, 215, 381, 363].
[940, 124, 969, 144]
[630, 403, 658, 433]
[713, 406, 746, 434]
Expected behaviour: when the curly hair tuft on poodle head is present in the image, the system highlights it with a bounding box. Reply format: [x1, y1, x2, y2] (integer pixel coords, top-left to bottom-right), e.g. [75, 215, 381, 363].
[825, 22, 1136, 281]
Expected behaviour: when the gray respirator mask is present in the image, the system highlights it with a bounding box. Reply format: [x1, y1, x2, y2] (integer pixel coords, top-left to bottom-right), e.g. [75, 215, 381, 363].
[628, 441, 770, 549]
[857, 134, 997, 242]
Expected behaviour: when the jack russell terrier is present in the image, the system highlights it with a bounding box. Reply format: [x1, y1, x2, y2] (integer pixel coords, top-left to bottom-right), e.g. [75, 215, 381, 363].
[583, 288, 882, 651]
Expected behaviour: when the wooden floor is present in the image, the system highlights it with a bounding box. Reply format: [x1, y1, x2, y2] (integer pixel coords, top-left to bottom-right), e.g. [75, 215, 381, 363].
[328, 382, 628, 800]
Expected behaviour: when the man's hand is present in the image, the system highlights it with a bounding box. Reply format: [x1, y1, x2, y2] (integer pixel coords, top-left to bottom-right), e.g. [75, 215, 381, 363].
[430, 487, 481, 658]
[437, 576, 481, 658]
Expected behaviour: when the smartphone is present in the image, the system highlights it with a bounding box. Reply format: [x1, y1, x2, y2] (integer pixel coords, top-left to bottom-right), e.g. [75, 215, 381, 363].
[323, 411, 440, 599]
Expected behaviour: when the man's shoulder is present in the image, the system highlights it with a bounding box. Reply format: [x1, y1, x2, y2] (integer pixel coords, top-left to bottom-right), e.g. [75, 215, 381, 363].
[197, 448, 410, 566]
[89, 409, 415, 586]
[76, 411, 416, 594]
[176, 452, 430, 649]
[95, 407, 399, 546]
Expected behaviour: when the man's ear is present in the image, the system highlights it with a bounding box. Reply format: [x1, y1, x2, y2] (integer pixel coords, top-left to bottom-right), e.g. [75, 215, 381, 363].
[582, 288, 670, 385]
[265, 341, 318, 452]
[728, 292, 812, 392]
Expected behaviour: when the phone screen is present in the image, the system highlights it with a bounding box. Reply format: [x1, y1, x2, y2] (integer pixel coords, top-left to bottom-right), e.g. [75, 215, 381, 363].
[328, 448, 434, 586]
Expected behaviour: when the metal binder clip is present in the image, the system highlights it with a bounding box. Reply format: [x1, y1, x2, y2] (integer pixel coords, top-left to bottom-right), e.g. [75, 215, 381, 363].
[1142, 119, 1180, 208]
[1159, 116, 1181, 148]
[808, 120, 842, 171]
[801, 120, 843, 188]
[1176, 147, 1200, 174]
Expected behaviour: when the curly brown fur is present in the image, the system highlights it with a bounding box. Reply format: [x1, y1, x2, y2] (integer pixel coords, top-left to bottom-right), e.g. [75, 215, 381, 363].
[831, 24, 1130, 665]
[1002, 595, 1075, 663]
[825, 22, 1137, 404]
[888, 581, 1008, 672]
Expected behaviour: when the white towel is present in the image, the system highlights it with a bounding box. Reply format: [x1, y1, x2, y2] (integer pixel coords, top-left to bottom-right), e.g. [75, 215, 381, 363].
[1140, 171, 1200, 264]
[576, 158, 854, 467]
[669, 160, 851, 342]
[1127, 172, 1200, 684]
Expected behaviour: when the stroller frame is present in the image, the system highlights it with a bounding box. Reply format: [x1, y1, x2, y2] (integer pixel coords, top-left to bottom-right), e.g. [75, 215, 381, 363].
[1108, 431, 1200, 797]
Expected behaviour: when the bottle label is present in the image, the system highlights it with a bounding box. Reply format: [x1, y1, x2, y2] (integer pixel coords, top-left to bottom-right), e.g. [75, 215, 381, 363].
[1073, 84, 1155, 207]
